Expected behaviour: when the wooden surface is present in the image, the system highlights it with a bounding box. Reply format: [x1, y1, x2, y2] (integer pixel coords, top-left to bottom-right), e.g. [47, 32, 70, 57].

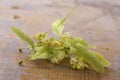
[0, 0, 120, 80]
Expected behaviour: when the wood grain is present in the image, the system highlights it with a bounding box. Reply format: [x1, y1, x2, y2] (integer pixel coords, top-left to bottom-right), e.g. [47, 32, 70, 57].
[0, 0, 120, 80]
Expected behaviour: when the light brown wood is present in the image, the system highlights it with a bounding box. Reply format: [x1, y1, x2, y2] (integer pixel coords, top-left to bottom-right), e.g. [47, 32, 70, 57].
[0, 0, 120, 80]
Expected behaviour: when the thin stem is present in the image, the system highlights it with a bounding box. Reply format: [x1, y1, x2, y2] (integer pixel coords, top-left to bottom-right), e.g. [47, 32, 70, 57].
[18, 57, 30, 66]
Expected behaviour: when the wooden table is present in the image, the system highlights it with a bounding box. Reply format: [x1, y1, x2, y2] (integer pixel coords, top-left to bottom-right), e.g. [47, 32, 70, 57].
[0, 0, 120, 80]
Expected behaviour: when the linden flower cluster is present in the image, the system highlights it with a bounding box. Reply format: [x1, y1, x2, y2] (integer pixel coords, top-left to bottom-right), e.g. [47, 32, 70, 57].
[12, 7, 111, 73]
[32, 32, 89, 69]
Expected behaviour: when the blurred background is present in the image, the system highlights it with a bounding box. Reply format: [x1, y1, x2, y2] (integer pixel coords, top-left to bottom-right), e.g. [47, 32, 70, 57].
[0, 0, 120, 80]
[0, 0, 120, 36]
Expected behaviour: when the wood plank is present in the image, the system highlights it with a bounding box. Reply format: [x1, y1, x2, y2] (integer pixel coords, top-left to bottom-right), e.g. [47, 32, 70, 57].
[0, 1, 120, 80]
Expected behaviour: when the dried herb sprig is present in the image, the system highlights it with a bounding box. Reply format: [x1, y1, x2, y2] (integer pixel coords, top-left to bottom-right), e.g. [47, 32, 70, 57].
[12, 7, 111, 73]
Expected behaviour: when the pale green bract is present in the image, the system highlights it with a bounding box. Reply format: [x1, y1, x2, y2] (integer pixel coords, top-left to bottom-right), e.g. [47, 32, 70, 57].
[12, 27, 34, 49]
[91, 51, 111, 67]
[69, 42, 104, 73]
[12, 7, 111, 73]
[52, 19, 66, 35]
[52, 6, 76, 36]
[30, 46, 49, 60]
